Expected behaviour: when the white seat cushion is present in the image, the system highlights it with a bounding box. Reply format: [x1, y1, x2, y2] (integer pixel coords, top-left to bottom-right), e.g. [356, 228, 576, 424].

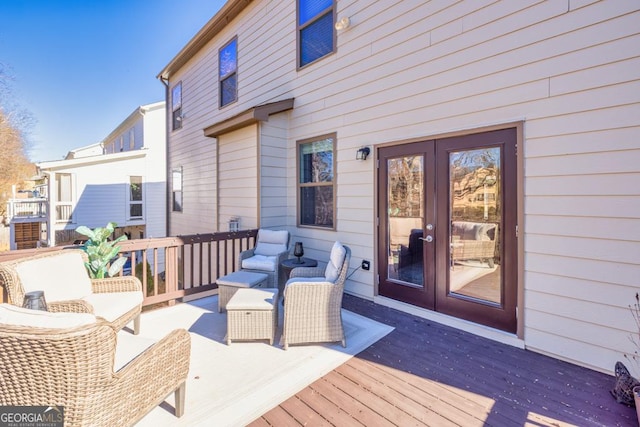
[226, 288, 278, 311]
[217, 271, 269, 287]
[0, 303, 96, 329]
[242, 254, 278, 271]
[16, 251, 93, 302]
[285, 276, 328, 286]
[324, 241, 347, 282]
[114, 330, 157, 372]
[82, 291, 143, 323]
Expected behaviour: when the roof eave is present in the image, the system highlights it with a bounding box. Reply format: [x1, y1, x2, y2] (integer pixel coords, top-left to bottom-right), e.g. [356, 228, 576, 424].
[203, 98, 294, 138]
[157, 0, 253, 81]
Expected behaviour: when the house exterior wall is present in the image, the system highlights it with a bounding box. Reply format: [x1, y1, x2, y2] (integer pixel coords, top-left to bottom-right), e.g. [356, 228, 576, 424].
[141, 104, 167, 240]
[260, 114, 289, 230]
[44, 155, 147, 232]
[37, 102, 167, 246]
[162, 0, 640, 375]
[218, 125, 259, 230]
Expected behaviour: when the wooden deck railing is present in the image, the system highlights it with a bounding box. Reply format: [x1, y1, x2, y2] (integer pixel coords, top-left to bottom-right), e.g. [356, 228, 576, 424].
[0, 229, 259, 309]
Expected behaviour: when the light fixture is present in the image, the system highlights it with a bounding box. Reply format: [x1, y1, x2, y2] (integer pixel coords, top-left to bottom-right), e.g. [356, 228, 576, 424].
[356, 146, 370, 161]
[335, 16, 351, 31]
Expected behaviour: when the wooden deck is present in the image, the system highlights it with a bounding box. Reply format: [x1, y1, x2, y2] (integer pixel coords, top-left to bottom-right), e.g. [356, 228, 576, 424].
[249, 294, 637, 427]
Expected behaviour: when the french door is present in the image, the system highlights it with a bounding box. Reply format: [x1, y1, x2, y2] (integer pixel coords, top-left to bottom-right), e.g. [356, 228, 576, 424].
[377, 128, 517, 333]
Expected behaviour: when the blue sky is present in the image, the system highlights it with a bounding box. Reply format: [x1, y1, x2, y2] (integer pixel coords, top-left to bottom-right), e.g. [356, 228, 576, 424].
[0, 0, 226, 162]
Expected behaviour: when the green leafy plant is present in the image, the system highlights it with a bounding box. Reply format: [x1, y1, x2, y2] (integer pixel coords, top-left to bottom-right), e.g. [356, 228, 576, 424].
[76, 222, 128, 279]
[625, 293, 640, 373]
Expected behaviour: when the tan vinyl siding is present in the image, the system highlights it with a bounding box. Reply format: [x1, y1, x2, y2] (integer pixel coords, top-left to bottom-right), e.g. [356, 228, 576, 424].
[218, 125, 258, 230]
[165, 0, 640, 374]
[259, 114, 288, 230]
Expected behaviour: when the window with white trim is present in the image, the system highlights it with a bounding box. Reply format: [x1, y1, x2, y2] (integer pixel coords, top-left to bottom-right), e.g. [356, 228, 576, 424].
[56, 173, 73, 222]
[172, 168, 183, 212]
[129, 176, 143, 219]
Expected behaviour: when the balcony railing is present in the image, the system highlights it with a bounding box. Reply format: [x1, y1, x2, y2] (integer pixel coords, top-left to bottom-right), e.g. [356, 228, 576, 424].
[56, 203, 73, 222]
[0, 229, 259, 308]
[6, 199, 48, 221]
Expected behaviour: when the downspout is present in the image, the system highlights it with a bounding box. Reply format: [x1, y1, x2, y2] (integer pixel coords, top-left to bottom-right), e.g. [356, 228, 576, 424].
[160, 76, 171, 237]
[39, 170, 54, 247]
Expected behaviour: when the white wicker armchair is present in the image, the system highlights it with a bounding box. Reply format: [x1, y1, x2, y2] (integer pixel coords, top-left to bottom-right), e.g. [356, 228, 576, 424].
[282, 242, 351, 350]
[238, 229, 290, 288]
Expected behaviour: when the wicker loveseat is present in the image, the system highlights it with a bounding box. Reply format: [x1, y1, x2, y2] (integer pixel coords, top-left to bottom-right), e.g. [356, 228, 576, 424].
[282, 242, 351, 350]
[0, 304, 191, 426]
[451, 221, 498, 268]
[0, 249, 143, 334]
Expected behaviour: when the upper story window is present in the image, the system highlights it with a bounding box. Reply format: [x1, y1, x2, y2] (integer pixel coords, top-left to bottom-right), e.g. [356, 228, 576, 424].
[297, 0, 335, 68]
[219, 37, 238, 108]
[129, 129, 135, 150]
[297, 134, 336, 229]
[172, 82, 182, 130]
[129, 176, 143, 219]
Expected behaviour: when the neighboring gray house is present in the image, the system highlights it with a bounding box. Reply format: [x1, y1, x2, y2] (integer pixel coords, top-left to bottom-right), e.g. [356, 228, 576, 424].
[157, 0, 640, 376]
[7, 101, 167, 249]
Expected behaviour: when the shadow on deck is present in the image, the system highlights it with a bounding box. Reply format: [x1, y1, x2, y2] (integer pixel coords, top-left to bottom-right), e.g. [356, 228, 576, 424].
[250, 294, 637, 426]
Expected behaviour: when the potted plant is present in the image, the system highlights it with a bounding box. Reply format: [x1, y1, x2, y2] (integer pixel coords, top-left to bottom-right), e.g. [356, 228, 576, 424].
[628, 293, 640, 421]
[76, 222, 128, 279]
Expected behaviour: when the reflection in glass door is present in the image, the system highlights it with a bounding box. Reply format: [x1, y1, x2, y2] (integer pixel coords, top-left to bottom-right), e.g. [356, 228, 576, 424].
[378, 128, 517, 333]
[448, 147, 501, 305]
[387, 155, 424, 287]
[378, 141, 435, 310]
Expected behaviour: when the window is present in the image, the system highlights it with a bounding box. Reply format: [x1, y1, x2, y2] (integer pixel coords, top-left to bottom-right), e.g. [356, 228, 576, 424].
[172, 82, 182, 130]
[172, 168, 183, 212]
[119, 136, 124, 152]
[56, 173, 73, 222]
[219, 38, 237, 107]
[297, 134, 336, 228]
[298, 0, 335, 68]
[129, 176, 143, 219]
[129, 129, 135, 150]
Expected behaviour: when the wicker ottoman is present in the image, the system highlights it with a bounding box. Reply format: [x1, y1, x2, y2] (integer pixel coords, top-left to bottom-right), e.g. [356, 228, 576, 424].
[217, 271, 269, 313]
[226, 288, 279, 345]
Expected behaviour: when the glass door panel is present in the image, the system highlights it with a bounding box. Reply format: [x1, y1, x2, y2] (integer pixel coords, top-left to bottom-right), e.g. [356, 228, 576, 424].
[387, 156, 424, 288]
[448, 147, 502, 305]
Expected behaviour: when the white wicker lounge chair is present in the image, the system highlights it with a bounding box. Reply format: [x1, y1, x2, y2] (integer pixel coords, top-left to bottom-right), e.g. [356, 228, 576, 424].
[238, 229, 290, 289]
[282, 242, 351, 350]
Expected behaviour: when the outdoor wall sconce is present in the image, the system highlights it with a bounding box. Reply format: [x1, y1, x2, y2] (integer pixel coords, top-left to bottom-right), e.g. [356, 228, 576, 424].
[356, 147, 371, 161]
[335, 16, 351, 31]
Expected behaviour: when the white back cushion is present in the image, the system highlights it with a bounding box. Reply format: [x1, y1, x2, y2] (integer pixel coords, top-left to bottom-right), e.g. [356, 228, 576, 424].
[324, 241, 346, 283]
[0, 304, 96, 329]
[16, 251, 93, 302]
[254, 229, 289, 256]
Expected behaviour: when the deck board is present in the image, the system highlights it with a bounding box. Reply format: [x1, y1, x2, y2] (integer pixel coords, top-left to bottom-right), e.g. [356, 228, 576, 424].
[250, 294, 637, 426]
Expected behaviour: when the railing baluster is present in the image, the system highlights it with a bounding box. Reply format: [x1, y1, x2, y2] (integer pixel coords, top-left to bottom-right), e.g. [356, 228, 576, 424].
[0, 229, 259, 309]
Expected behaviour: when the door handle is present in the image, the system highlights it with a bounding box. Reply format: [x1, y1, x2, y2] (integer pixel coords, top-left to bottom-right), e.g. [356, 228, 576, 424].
[419, 235, 433, 243]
